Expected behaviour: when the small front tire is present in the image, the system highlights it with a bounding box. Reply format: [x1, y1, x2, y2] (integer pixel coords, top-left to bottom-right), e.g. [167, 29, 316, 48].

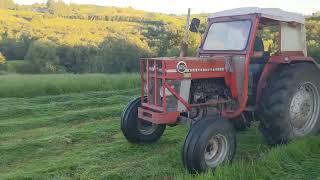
[121, 97, 166, 143]
[182, 116, 236, 173]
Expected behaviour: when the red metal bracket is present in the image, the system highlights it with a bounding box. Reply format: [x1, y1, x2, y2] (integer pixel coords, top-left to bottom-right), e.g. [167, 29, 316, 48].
[138, 107, 180, 124]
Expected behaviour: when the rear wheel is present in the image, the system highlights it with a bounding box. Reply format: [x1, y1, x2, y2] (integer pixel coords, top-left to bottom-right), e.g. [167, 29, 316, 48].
[257, 63, 320, 145]
[121, 97, 166, 143]
[182, 116, 236, 173]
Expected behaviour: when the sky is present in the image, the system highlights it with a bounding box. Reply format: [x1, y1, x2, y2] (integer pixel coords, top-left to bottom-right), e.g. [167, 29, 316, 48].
[14, 0, 320, 15]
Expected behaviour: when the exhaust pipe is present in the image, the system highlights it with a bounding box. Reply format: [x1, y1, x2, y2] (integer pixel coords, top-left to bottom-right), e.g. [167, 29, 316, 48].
[180, 8, 191, 57]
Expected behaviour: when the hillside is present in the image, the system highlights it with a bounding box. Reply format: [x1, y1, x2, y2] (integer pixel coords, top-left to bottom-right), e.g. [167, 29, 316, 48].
[0, 1, 319, 74]
[0, 2, 202, 74]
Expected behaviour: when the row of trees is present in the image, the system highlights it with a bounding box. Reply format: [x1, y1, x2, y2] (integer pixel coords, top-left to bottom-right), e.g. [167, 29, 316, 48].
[13, 0, 165, 23]
[1, 35, 157, 74]
[32, 36, 152, 73]
[20, 33, 200, 74]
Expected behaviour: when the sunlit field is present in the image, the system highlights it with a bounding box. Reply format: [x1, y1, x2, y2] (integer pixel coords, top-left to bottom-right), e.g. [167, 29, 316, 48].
[0, 74, 319, 179]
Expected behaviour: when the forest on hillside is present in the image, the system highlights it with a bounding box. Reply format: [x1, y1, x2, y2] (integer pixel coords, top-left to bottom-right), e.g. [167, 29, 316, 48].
[0, 0, 319, 74]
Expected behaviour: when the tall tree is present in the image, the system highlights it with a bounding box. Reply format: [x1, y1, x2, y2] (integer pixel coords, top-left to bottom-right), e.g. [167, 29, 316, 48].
[46, 0, 55, 9]
[47, 0, 72, 16]
[313, 11, 320, 16]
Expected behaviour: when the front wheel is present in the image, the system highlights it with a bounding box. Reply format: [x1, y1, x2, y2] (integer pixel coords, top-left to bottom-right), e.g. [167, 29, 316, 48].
[121, 97, 166, 143]
[182, 116, 236, 173]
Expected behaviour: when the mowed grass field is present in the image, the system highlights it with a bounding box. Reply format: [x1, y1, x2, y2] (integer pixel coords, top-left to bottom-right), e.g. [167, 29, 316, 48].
[0, 74, 319, 179]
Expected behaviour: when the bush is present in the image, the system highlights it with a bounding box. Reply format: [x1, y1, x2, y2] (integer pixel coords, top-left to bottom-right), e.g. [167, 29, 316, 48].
[93, 36, 153, 73]
[24, 40, 65, 73]
[58, 45, 97, 73]
[309, 47, 320, 63]
[0, 36, 31, 60]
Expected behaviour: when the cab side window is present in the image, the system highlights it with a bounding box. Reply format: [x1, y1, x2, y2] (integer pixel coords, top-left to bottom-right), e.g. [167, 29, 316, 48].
[259, 24, 280, 55]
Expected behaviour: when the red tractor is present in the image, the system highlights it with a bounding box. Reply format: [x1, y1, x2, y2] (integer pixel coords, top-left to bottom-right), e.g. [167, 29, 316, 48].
[121, 7, 320, 173]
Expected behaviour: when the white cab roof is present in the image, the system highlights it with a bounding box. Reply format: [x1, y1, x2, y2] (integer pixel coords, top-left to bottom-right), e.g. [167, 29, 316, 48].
[208, 7, 305, 24]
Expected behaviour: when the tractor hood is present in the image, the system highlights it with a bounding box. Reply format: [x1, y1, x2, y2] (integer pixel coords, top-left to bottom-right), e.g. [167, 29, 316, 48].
[141, 56, 228, 78]
[143, 56, 226, 61]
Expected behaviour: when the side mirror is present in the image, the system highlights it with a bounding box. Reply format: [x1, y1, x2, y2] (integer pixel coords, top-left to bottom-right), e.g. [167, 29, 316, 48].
[189, 18, 200, 33]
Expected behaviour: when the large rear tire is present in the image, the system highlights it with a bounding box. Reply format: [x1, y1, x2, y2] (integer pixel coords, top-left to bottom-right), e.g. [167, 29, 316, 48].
[182, 116, 236, 173]
[257, 63, 320, 145]
[121, 97, 166, 143]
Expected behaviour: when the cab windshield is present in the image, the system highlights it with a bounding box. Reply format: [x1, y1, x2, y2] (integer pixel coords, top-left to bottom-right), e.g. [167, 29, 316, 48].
[203, 20, 252, 51]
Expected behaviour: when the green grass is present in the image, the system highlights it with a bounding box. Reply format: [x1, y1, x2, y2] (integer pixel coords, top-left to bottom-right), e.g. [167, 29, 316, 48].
[180, 136, 320, 180]
[0, 74, 319, 179]
[0, 73, 140, 98]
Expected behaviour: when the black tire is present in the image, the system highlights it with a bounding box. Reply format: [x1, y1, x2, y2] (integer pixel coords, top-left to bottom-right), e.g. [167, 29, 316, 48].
[182, 116, 236, 173]
[257, 63, 320, 145]
[121, 97, 166, 143]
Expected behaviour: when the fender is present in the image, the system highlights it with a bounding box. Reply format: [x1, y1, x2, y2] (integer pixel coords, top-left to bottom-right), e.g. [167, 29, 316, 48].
[255, 52, 319, 104]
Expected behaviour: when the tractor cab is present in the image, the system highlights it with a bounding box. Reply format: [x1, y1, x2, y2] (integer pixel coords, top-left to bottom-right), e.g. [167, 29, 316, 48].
[197, 8, 308, 103]
[121, 8, 320, 174]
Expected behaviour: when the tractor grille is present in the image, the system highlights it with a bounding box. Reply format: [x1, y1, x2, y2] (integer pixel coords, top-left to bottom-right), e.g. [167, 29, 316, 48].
[141, 59, 180, 112]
